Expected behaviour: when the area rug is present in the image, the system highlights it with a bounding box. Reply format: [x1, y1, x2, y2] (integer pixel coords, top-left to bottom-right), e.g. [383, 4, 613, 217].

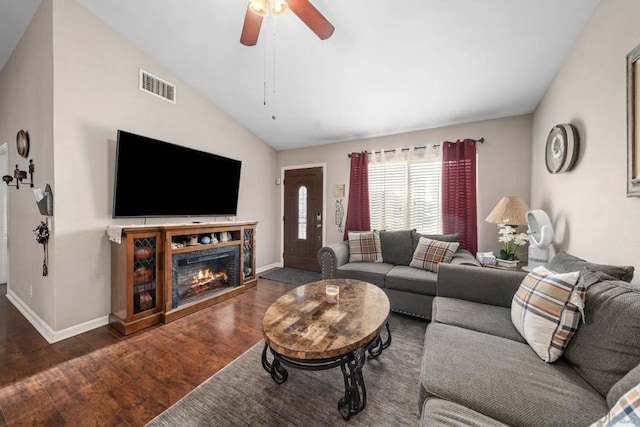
[147, 313, 427, 426]
[259, 267, 322, 286]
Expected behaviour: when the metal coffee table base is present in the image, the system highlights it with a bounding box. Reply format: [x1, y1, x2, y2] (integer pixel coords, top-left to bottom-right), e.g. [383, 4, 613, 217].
[261, 321, 391, 420]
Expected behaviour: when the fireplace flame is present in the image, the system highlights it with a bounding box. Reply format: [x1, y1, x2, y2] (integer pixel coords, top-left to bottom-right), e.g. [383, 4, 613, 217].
[191, 269, 228, 289]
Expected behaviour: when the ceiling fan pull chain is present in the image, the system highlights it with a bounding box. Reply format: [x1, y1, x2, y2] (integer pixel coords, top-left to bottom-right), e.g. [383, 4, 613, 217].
[263, 28, 267, 106]
[272, 16, 277, 120]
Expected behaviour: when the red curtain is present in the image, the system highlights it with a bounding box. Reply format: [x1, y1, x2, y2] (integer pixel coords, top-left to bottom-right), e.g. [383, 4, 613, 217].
[442, 139, 478, 254]
[343, 152, 371, 240]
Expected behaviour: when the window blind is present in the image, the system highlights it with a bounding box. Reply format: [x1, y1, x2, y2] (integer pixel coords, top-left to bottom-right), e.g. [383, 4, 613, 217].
[369, 160, 441, 234]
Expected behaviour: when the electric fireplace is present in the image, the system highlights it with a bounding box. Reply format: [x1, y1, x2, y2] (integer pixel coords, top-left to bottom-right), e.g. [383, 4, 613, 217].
[170, 246, 240, 309]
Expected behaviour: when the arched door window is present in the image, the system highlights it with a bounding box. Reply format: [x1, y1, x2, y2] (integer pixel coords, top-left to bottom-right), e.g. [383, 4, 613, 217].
[298, 186, 307, 240]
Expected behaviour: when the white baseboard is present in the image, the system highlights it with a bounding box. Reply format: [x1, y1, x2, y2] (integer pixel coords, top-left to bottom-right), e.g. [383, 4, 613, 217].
[6, 289, 109, 343]
[256, 262, 282, 274]
[8, 263, 285, 343]
[52, 315, 110, 343]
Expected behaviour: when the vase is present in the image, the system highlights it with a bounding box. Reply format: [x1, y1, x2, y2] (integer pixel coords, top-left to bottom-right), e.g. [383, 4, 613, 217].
[497, 259, 518, 268]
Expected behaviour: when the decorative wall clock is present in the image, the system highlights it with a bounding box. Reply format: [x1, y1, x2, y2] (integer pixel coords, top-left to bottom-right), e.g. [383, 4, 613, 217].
[545, 123, 579, 174]
[16, 129, 29, 158]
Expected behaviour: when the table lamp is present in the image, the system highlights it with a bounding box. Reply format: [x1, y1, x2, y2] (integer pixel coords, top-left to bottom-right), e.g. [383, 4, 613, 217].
[486, 196, 530, 264]
[485, 196, 530, 226]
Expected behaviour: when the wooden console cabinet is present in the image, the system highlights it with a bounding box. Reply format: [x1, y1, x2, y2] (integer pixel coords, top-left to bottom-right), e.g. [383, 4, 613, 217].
[109, 221, 257, 335]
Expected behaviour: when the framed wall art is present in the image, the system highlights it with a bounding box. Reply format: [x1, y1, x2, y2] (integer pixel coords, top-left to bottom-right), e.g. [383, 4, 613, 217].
[626, 43, 640, 197]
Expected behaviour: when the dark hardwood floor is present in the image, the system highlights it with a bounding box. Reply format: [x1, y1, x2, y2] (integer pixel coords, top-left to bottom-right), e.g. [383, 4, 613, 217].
[0, 279, 295, 426]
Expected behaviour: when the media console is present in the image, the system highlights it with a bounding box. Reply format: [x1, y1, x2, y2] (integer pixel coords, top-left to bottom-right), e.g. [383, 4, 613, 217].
[109, 221, 257, 335]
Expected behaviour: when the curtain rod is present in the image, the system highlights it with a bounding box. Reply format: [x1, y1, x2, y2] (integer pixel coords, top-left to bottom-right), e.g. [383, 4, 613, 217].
[347, 137, 484, 158]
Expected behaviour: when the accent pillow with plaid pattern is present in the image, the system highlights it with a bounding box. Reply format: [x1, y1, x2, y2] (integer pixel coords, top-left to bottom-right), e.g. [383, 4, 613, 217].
[347, 231, 383, 263]
[409, 236, 459, 273]
[511, 266, 586, 363]
[591, 382, 640, 426]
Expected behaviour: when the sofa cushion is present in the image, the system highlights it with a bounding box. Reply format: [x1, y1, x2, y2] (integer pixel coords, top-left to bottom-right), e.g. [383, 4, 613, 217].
[412, 231, 460, 253]
[347, 231, 382, 263]
[420, 323, 609, 426]
[591, 382, 640, 427]
[336, 262, 393, 288]
[510, 266, 585, 362]
[607, 363, 640, 408]
[562, 273, 640, 397]
[549, 251, 634, 283]
[410, 237, 459, 273]
[433, 297, 525, 343]
[379, 229, 415, 265]
[385, 266, 437, 295]
[421, 398, 509, 427]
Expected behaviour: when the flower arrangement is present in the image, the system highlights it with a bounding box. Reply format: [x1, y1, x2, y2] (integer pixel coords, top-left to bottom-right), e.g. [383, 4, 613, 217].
[497, 220, 529, 260]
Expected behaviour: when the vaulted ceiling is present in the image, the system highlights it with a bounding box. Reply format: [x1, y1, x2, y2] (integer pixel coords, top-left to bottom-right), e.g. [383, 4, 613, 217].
[0, 0, 602, 150]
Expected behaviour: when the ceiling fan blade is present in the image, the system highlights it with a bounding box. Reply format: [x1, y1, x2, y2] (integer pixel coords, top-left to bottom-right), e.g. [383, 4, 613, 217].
[240, 3, 263, 46]
[287, 0, 335, 40]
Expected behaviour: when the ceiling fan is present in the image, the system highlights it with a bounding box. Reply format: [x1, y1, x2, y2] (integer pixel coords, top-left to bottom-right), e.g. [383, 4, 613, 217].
[240, 0, 335, 46]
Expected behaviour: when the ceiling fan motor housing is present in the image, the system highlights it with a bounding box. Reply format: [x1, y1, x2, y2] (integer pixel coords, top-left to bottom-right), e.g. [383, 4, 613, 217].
[240, 0, 335, 46]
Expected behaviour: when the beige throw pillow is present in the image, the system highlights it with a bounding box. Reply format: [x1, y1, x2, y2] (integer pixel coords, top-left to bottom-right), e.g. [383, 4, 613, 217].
[409, 236, 459, 273]
[347, 231, 383, 263]
[511, 266, 586, 363]
[590, 382, 640, 426]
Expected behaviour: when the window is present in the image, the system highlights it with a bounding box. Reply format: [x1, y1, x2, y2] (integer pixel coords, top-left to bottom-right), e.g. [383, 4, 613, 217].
[298, 186, 307, 240]
[369, 157, 441, 234]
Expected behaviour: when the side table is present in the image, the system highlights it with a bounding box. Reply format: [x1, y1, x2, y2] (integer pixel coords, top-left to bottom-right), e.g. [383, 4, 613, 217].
[481, 262, 528, 273]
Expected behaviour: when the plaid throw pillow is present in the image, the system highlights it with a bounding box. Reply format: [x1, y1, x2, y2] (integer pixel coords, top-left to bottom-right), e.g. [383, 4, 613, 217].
[511, 266, 586, 362]
[348, 231, 383, 263]
[591, 383, 640, 426]
[409, 236, 459, 273]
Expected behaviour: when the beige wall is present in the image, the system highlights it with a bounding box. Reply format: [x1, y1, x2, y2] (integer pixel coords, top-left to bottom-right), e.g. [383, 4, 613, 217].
[277, 114, 532, 257]
[0, 0, 55, 325]
[532, 0, 640, 283]
[50, 0, 280, 331]
[0, 0, 280, 337]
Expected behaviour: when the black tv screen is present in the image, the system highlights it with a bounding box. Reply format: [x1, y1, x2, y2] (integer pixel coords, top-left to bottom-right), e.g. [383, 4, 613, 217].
[113, 130, 242, 218]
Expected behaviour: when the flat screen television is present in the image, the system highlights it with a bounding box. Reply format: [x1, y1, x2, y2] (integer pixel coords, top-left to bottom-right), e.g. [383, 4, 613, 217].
[113, 130, 242, 218]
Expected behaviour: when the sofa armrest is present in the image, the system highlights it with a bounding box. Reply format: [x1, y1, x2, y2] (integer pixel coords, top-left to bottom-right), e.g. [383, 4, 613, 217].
[318, 242, 350, 279]
[436, 263, 527, 308]
[450, 249, 481, 267]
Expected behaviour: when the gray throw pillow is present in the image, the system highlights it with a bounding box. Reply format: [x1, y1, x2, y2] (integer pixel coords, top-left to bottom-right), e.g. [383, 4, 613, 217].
[562, 270, 640, 397]
[411, 231, 460, 254]
[379, 230, 415, 265]
[549, 251, 634, 283]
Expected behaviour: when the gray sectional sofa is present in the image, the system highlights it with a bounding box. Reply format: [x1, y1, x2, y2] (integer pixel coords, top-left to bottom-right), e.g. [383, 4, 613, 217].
[420, 258, 640, 426]
[317, 230, 480, 318]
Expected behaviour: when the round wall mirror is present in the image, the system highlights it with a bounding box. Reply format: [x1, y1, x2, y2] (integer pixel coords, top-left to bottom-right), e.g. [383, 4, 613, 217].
[16, 130, 29, 158]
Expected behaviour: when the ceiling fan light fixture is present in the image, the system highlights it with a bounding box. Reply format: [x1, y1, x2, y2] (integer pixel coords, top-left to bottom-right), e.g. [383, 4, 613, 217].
[248, 0, 288, 17]
[241, 0, 333, 46]
[271, 0, 289, 16]
[249, 0, 268, 17]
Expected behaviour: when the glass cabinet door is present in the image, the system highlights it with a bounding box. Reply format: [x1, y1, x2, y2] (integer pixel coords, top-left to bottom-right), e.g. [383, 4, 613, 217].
[132, 237, 157, 314]
[243, 227, 254, 281]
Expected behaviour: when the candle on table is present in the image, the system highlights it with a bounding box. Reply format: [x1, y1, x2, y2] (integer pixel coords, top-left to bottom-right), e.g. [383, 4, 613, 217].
[325, 284, 339, 304]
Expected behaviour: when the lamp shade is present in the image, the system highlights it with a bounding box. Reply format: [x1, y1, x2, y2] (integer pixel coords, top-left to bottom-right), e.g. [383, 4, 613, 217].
[485, 196, 530, 225]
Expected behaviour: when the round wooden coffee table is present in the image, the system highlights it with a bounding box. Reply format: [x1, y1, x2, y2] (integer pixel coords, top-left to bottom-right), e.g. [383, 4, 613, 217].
[261, 278, 391, 420]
